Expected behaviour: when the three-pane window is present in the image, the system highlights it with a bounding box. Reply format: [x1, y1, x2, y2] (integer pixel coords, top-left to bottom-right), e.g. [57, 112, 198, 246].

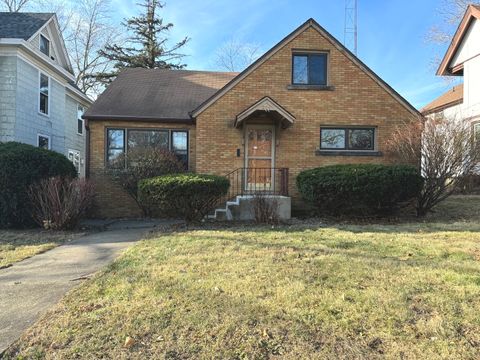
[106, 128, 189, 168]
[39, 73, 49, 115]
[321, 127, 375, 151]
[40, 35, 50, 56]
[292, 53, 327, 85]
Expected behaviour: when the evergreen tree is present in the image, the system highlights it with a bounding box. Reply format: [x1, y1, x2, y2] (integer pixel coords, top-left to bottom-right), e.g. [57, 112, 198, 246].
[95, 0, 188, 82]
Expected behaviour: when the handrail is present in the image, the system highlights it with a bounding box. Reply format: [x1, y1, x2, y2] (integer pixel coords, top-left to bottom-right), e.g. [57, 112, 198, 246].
[219, 167, 289, 207]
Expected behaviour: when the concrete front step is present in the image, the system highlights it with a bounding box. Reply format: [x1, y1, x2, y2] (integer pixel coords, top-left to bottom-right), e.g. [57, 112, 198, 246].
[208, 195, 291, 221]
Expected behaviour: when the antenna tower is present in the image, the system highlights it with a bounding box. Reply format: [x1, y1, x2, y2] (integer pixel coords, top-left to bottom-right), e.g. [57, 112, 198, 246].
[344, 0, 358, 55]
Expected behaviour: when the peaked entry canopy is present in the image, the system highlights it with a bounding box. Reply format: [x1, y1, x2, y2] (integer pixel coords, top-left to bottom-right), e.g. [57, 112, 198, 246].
[234, 97, 296, 129]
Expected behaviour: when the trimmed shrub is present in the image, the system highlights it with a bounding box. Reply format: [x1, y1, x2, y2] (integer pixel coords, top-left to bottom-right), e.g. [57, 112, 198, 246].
[28, 177, 95, 230]
[107, 147, 186, 216]
[296, 164, 423, 216]
[138, 174, 229, 222]
[0, 142, 77, 228]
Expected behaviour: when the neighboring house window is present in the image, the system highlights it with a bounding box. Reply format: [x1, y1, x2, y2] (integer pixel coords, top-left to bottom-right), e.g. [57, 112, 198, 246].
[37, 134, 50, 149]
[292, 53, 328, 85]
[40, 34, 50, 56]
[106, 128, 189, 168]
[39, 73, 49, 115]
[68, 149, 81, 175]
[320, 127, 375, 151]
[77, 106, 84, 135]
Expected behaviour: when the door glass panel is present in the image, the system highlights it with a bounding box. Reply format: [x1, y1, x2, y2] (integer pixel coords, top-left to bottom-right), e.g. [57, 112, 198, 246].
[247, 129, 272, 157]
[247, 159, 272, 191]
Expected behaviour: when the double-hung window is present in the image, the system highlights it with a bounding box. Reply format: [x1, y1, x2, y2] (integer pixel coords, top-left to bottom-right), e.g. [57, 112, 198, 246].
[40, 34, 50, 56]
[39, 73, 49, 115]
[106, 128, 189, 168]
[292, 53, 328, 85]
[320, 127, 376, 151]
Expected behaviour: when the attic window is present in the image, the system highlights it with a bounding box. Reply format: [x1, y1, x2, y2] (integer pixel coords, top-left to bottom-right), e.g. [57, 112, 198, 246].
[292, 53, 328, 85]
[40, 35, 50, 56]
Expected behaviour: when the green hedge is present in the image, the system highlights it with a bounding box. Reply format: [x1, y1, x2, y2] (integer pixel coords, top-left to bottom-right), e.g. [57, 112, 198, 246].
[296, 164, 423, 216]
[0, 142, 77, 228]
[138, 173, 229, 222]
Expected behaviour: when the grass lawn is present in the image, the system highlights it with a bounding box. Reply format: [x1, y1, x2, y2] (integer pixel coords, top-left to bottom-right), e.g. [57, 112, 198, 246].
[0, 230, 83, 269]
[5, 196, 480, 359]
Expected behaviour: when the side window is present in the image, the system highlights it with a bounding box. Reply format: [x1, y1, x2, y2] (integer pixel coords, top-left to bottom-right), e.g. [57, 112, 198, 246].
[40, 34, 50, 56]
[39, 73, 49, 115]
[37, 134, 50, 149]
[77, 106, 84, 135]
[171, 131, 188, 168]
[106, 129, 125, 167]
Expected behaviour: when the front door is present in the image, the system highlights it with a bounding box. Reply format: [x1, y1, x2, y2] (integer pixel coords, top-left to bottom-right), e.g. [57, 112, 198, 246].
[245, 125, 275, 192]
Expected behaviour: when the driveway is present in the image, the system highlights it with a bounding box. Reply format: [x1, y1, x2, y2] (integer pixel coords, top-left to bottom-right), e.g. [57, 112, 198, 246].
[0, 220, 175, 354]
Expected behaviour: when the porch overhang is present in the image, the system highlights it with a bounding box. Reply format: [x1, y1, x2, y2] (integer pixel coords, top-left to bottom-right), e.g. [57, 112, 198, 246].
[234, 96, 295, 129]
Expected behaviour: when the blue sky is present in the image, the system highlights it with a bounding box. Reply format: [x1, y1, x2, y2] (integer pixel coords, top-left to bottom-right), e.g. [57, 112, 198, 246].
[111, 0, 462, 109]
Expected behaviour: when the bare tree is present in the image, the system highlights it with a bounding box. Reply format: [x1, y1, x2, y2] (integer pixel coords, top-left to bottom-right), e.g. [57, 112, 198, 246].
[214, 39, 260, 72]
[63, 0, 121, 97]
[387, 115, 480, 216]
[1, 0, 30, 12]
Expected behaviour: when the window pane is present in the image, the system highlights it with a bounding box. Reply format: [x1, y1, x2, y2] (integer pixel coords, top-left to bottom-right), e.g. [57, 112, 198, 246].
[40, 35, 49, 56]
[293, 55, 308, 84]
[40, 74, 48, 95]
[321, 129, 345, 149]
[38, 136, 49, 149]
[127, 130, 168, 150]
[78, 119, 83, 134]
[40, 93, 48, 114]
[310, 54, 327, 85]
[107, 149, 124, 167]
[172, 131, 187, 151]
[349, 129, 374, 150]
[107, 129, 125, 149]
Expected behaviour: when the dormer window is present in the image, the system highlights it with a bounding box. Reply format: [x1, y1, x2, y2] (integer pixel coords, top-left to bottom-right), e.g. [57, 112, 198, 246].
[40, 35, 50, 56]
[292, 52, 328, 86]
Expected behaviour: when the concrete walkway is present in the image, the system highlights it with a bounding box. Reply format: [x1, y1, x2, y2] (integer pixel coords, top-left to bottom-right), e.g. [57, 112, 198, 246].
[0, 220, 173, 354]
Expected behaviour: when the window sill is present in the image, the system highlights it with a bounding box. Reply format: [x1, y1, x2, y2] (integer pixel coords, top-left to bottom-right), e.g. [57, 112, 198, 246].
[287, 84, 335, 91]
[316, 150, 383, 157]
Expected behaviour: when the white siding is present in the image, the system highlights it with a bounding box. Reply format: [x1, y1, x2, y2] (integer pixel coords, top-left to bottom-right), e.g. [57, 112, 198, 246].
[451, 18, 480, 67]
[0, 56, 17, 142]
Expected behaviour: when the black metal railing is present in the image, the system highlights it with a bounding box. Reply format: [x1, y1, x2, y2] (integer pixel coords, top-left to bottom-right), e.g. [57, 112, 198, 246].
[219, 168, 289, 206]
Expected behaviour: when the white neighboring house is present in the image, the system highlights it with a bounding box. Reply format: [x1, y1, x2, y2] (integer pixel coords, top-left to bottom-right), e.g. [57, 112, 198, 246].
[0, 12, 92, 177]
[422, 5, 480, 140]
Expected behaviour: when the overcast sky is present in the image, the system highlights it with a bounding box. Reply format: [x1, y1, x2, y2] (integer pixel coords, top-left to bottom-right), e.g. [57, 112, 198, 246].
[110, 0, 461, 109]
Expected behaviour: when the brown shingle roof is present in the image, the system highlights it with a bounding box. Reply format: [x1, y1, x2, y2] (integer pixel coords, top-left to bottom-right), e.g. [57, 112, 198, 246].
[421, 84, 463, 115]
[83, 69, 238, 121]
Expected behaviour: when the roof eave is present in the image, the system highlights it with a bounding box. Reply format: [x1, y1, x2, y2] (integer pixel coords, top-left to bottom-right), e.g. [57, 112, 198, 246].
[82, 114, 195, 124]
[437, 5, 480, 76]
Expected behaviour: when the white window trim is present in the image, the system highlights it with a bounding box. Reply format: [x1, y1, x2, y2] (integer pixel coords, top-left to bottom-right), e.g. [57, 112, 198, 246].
[77, 105, 84, 135]
[39, 33, 50, 57]
[37, 133, 51, 150]
[38, 71, 50, 117]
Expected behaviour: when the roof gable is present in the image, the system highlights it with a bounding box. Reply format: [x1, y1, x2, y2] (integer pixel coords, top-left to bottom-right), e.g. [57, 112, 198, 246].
[421, 84, 463, 115]
[192, 18, 421, 118]
[0, 12, 53, 40]
[437, 5, 480, 76]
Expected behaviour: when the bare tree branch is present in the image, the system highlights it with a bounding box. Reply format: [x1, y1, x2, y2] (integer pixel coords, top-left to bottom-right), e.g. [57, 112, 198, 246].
[1, 0, 30, 12]
[214, 39, 261, 72]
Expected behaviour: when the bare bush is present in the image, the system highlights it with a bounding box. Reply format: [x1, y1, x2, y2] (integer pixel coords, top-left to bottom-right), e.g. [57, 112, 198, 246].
[252, 195, 280, 225]
[387, 116, 480, 216]
[29, 177, 95, 230]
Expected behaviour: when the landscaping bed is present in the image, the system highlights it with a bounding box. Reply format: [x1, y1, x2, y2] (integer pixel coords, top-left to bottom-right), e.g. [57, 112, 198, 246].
[4, 196, 480, 359]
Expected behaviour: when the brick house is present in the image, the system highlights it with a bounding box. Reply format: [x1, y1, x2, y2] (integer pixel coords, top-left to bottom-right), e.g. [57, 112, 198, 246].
[84, 18, 421, 218]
